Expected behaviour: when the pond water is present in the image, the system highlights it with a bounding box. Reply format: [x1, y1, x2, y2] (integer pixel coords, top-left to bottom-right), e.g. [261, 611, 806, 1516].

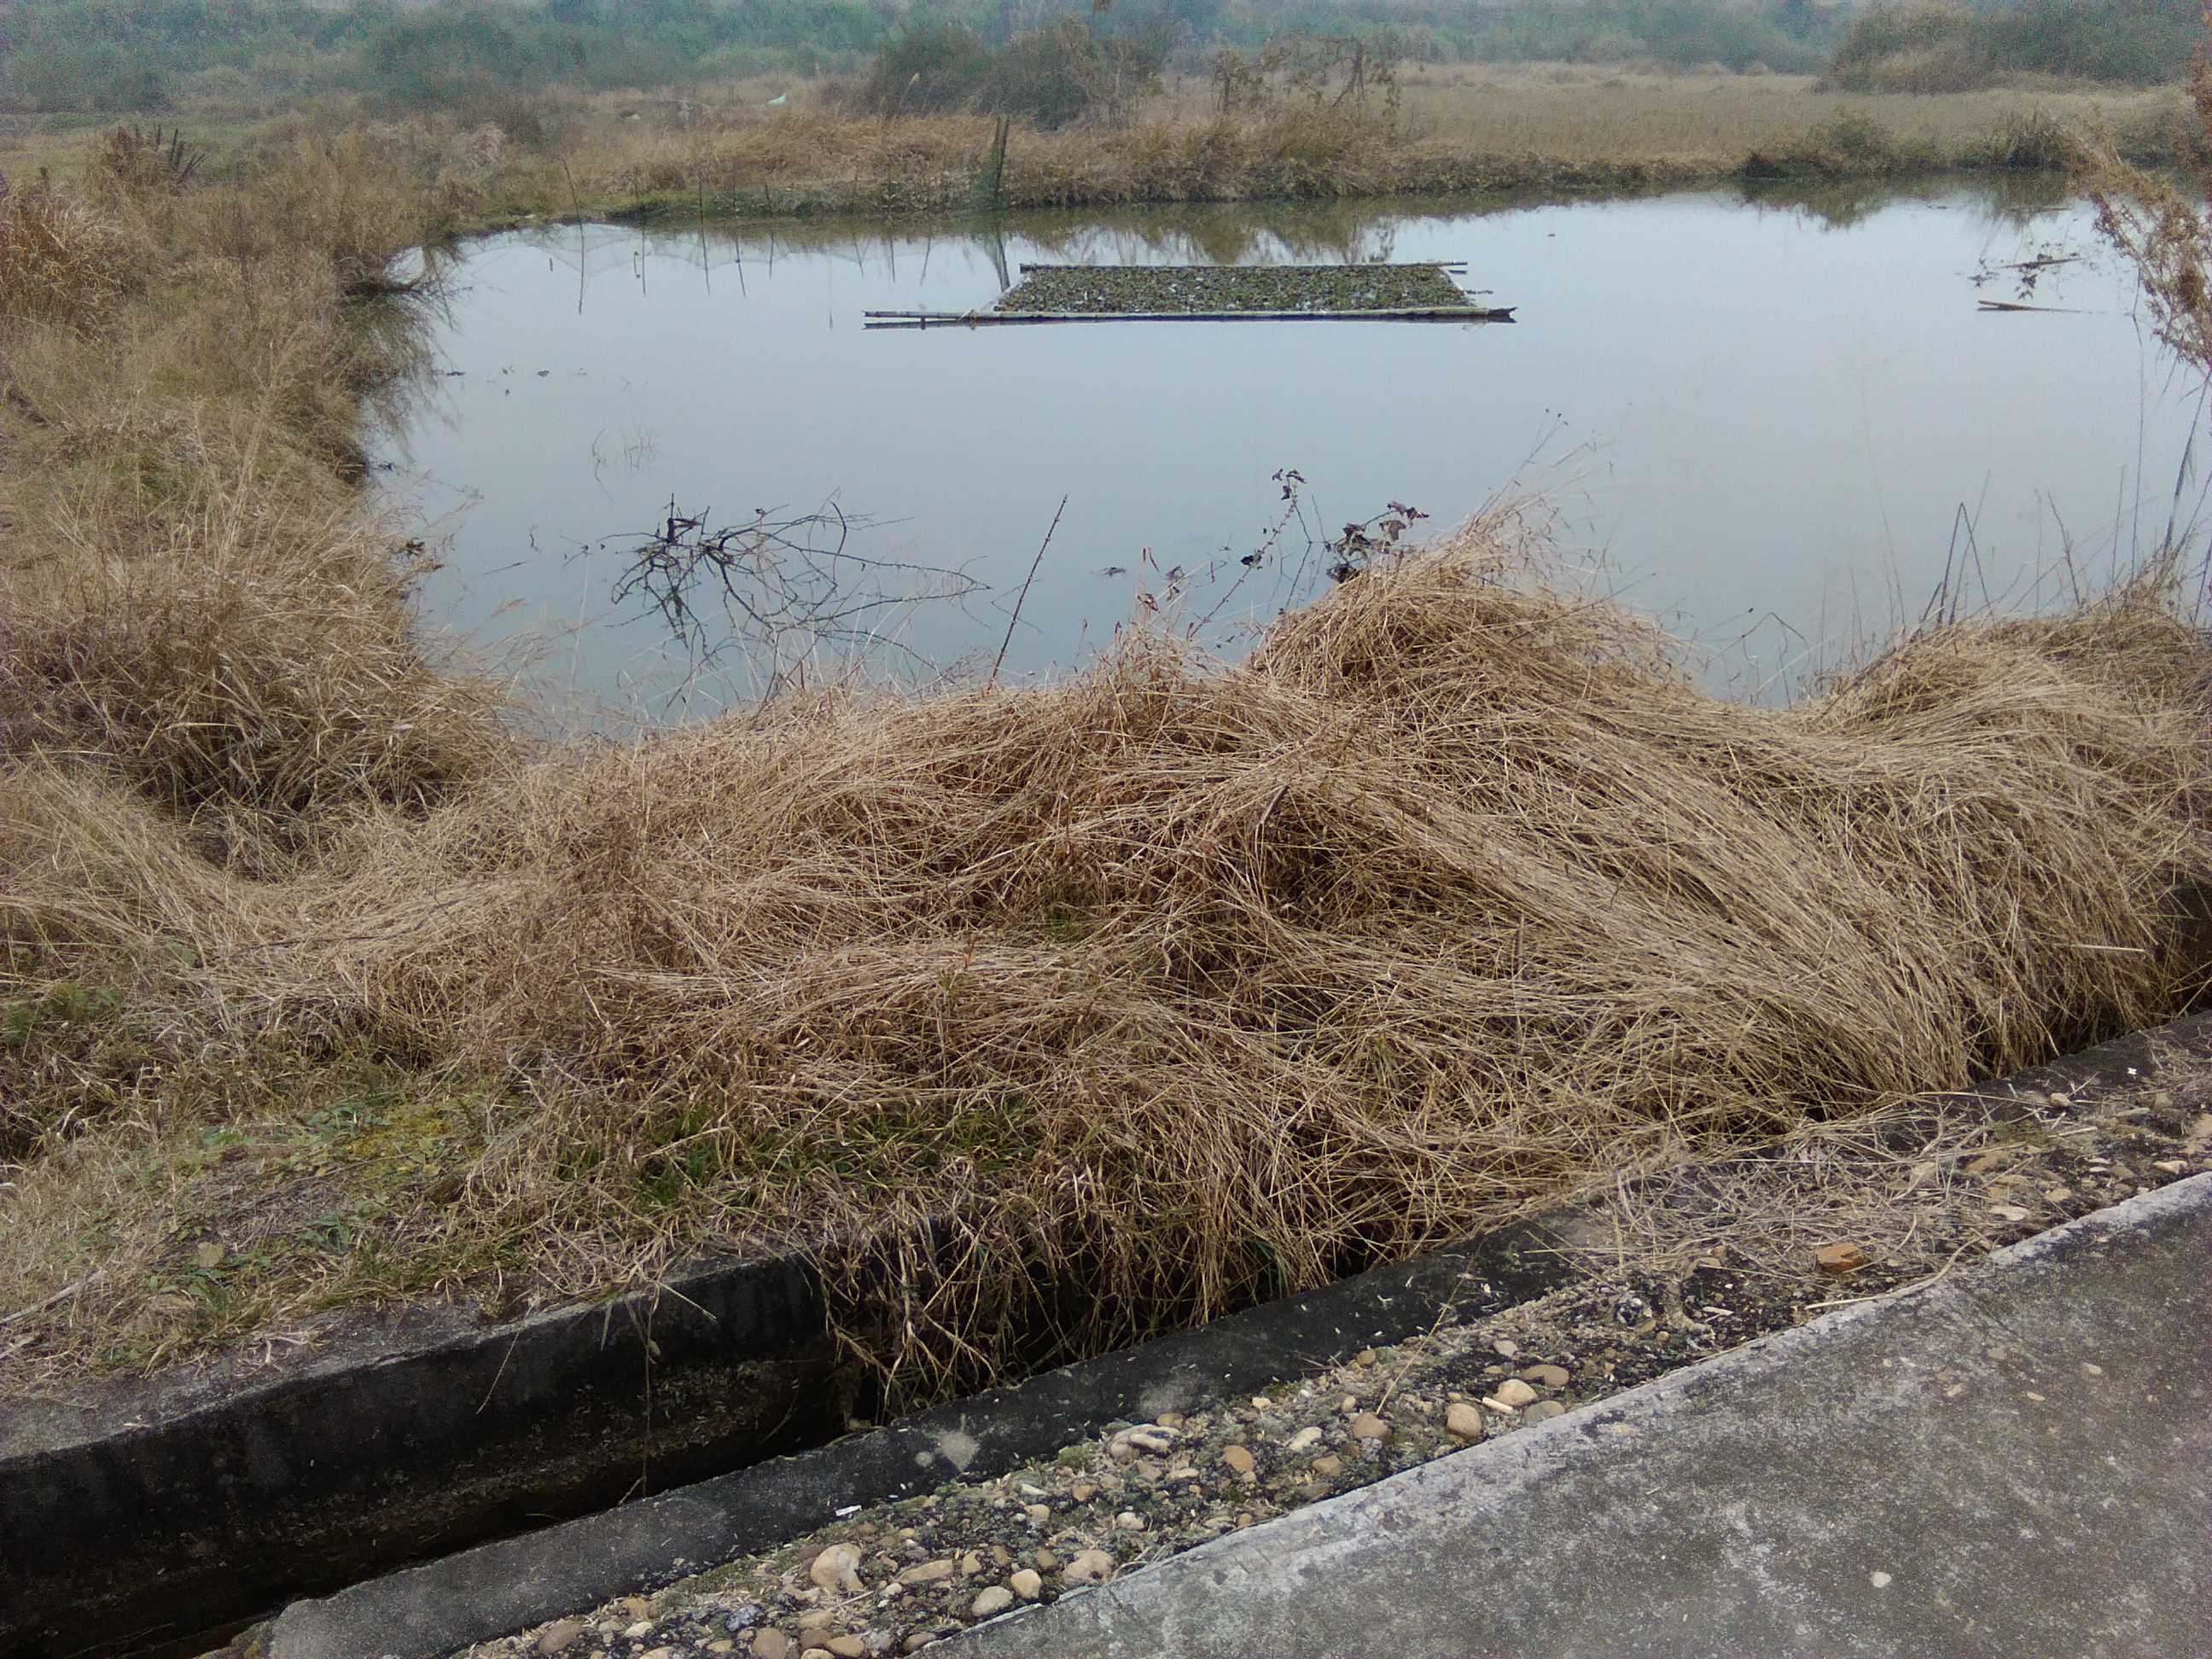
[383, 182, 2204, 718]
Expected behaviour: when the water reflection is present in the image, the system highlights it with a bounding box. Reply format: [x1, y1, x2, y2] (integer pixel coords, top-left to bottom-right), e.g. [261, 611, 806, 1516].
[385, 179, 2203, 723]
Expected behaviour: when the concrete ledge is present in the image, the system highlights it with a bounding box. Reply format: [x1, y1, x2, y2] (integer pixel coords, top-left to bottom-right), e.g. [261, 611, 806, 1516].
[952, 1173, 2212, 1659]
[262, 1209, 1589, 1658]
[0, 1249, 841, 1659]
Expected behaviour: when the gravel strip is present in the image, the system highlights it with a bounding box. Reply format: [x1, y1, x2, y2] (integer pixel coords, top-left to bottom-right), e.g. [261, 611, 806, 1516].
[439, 1079, 2209, 1659]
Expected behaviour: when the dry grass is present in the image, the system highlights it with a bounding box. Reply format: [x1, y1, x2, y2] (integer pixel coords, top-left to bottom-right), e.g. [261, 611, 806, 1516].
[15, 527, 2203, 1399]
[0, 171, 141, 333]
[468, 69, 2194, 221]
[0, 130, 508, 1330]
[6, 99, 2212, 1406]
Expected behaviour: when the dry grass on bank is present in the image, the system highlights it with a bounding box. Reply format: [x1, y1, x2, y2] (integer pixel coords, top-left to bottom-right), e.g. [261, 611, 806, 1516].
[9, 509, 2212, 1396]
[99, 67, 2180, 230]
[532, 73, 2192, 218]
[7, 114, 2212, 1404]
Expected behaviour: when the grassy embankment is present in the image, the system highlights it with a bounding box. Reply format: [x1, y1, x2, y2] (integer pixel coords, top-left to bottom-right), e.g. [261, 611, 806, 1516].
[4, 91, 2212, 1406]
[446, 68, 2201, 219]
[3, 67, 2194, 226]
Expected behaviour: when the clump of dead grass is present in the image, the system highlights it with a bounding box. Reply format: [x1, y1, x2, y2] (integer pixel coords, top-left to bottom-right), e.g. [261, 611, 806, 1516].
[1, 474, 500, 828]
[0, 171, 142, 334]
[238, 530, 2212, 1403]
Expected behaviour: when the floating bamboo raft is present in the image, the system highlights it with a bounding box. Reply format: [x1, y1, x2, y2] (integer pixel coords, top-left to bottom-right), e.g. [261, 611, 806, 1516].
[865, 261, 1516, 329]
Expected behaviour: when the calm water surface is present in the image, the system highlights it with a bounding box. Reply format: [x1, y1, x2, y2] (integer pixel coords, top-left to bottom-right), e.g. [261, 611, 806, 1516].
[384, 184, 2203, 715]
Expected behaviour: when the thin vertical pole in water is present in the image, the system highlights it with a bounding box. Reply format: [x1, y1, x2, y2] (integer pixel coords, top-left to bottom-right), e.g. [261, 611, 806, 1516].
[992, 495, 1068, 683]
[563, 163, 586, 316]
[987, 114, 1010, 213]
[697, 182, 711, 294]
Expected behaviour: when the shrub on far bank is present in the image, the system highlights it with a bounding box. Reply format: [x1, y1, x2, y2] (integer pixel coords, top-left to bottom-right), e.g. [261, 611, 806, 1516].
[851, 19, 1167, 128]
[1825, 0, 2201, 91]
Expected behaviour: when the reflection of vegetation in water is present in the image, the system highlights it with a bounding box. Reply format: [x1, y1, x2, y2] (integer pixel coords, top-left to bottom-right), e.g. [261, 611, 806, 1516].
[601, 498, 984, 692]
[1738, 166, 2079, 230]
[570, 173, 2110, 288]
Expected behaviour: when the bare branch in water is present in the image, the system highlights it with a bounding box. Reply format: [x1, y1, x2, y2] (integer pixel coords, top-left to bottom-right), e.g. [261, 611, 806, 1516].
[601, 498, 983, 687]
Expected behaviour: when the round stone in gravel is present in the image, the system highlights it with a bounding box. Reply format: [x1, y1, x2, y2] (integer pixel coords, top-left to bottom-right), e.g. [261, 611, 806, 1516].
[1010, 1568, 1044, 1599]
[624, 1621, 657, 1639]
[751, 1633, 791, 1659]
[1064, 1549, 1116, 1584]
[1493, 1379, 1540, 1408]
[534, 1622, 585, 1655]
[1523, 1399, 1568, 1423]
[1445, 1402, 1484, 1440]
[1221, 1444, 1256, 1476]
[972, 1586, 1016, 1618]
[809, 1544, 864, 1593]
[1520, 1365, 1571, 1388]
[1349, 1413, 1392, 1441]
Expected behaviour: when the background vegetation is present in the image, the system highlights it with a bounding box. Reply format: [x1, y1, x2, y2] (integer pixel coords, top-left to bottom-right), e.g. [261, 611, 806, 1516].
[1827, 0, 2203, 91]
[0, 0, 1853, 119]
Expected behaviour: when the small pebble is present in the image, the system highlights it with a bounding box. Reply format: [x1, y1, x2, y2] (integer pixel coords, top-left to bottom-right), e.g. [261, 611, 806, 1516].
[1522, 1400, 1567, 1423]
[1221, 1444, 1256, 1476]
[625, 1622, 657, 1640]
[1445, 1402, 1485, 1440]
[1063, 1549, 1116, 1584]
[971, 1586, 1014, 1618]
[1492, 1379, 1539, 1409]
[535, 1622, 585, 1655]
[1520, 1364, 1570, 1388]
[1009, 1569, 1043, 1599]
[1348, 1413, 1391, 1441]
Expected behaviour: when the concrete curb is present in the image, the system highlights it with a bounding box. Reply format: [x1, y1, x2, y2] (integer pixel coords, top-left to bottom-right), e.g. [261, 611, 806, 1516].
[2, 1250, 840, 1659]
[261, 1209, 1590, 1658]
[952, 1173, 2212, 1658]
